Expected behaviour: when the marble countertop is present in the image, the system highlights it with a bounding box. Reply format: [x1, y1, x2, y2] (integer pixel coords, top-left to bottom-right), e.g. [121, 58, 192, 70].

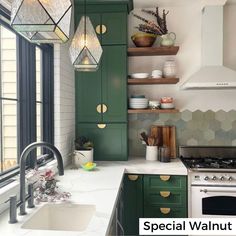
[0, 157, 187, 236]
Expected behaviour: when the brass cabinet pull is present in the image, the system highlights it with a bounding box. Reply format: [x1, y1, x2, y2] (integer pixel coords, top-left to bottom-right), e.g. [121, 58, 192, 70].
[97, 124, 106, 129]
[160, 175, 171, 181]
[160, 191, 171, 198]
[128, 175, 139, 181]
[102, 104, 108, 113]
[95, 25, 107, 34]
[160, 208, 171, 215]
[96, 104, 102, 113]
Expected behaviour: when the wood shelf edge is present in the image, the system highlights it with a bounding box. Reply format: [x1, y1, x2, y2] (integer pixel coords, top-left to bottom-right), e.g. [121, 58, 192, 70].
[128, 109, 179, 114]
[128, 78, 179, 85]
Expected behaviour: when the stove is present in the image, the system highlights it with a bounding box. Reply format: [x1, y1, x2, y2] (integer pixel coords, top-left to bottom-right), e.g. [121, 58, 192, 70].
[180, 146, 236, 218]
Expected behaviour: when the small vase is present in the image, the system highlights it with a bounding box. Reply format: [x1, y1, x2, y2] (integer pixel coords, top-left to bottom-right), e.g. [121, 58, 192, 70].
[74, 149, 94, 167]
[160, 32, 176, 47]
[146, 146, 158, 161]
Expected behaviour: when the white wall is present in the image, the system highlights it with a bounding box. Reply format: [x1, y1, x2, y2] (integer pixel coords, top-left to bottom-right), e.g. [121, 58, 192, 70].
[128, 2, 236, 112]
[54, 42, 75, 165]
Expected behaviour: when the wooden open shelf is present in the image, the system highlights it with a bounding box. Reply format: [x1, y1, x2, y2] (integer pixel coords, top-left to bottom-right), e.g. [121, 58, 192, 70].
[128, 46, 179, 57]
[128, 109, 179, 114]
[128, 78, 179, 85]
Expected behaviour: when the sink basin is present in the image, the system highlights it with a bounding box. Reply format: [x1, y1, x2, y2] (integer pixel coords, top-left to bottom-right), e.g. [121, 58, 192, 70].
[21, 203, 96, 232]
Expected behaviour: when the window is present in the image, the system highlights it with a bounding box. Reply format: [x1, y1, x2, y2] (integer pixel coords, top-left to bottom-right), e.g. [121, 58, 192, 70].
[0, 24, 18, 173]
[0, 8, 54, 178]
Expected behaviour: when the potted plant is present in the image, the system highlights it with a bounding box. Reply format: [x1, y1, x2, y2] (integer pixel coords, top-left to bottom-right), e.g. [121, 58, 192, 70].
[74, 136, 94, 168]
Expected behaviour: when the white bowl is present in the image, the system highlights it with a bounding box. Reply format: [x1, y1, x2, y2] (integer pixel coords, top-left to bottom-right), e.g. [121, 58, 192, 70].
[130, 104, 148, 109]
[160, 103, 175, 109]
[130, 73, 149, 79]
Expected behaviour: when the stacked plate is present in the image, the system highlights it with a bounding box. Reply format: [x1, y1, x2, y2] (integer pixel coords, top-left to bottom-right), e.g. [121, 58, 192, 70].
[130, 73, 149, 79]
[129, 98, 148, 109]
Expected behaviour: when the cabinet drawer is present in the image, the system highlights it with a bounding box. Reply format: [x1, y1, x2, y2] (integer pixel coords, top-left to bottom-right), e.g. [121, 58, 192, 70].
[144, 190, 187, 208]
[144, 175, 187, 190]
[144, 206, 187, 218]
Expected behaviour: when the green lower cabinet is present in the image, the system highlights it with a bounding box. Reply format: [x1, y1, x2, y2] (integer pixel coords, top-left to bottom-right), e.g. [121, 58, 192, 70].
[77, 123, 127, 161]
[123, 174, 143, 236]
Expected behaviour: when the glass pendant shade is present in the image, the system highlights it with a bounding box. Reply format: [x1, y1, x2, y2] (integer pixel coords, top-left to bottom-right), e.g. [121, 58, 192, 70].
[11, 0, 72, 43]
[69, 16, 103, 71]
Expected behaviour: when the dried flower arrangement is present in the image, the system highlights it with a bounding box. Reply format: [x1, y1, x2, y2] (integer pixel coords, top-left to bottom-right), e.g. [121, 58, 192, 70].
[133, 7, 169, 35]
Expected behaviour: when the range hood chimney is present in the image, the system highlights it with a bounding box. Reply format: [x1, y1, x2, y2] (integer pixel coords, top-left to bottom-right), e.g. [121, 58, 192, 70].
[181, 2, 236, 90]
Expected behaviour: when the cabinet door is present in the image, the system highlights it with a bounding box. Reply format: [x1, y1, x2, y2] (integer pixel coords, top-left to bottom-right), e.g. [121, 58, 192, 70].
[101, 12, 127, 45]
[75, 68, 102, 123]
[102, 45, 127, 123]
[123, 174, 143, 236]
[77, 123, 127, 161]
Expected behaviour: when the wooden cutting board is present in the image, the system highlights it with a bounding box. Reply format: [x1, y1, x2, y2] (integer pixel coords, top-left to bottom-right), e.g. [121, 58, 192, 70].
[150, 125, 177, 158]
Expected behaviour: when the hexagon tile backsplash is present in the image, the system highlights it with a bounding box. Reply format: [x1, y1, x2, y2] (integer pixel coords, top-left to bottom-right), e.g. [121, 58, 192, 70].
[128, 110, 236, 157]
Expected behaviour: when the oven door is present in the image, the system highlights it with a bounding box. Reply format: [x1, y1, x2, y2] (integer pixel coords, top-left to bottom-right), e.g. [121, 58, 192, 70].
[191, 186, 236, 218]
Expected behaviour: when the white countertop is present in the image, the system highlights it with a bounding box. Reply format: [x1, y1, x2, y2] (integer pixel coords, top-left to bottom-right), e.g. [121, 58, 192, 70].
[0, 158, 187, 236]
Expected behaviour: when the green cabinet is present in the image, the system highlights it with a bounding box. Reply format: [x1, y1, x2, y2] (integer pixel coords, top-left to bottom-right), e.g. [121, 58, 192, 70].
[143, 175, 187, 218]
[123, 174, 143, 236]
[123, 174, 188, 235]
[77, 123, 127, 161]
[76, 45, 127, 123]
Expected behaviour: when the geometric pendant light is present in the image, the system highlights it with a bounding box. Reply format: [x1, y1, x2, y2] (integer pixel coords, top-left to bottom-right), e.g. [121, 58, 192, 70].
[11, 0, 72, 43]
[69, 16, 103, 71]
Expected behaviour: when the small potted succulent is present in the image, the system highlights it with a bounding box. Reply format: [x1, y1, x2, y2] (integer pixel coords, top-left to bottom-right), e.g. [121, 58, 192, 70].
[74, 136, 94, 168]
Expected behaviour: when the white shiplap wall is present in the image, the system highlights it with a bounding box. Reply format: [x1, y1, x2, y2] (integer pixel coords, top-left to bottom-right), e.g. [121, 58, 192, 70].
[54, 43, 75, 166]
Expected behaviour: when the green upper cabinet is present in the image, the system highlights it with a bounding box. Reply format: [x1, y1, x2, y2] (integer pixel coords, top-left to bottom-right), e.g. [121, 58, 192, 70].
[76, 45, 127, 123]
[74, 1, 131, 45]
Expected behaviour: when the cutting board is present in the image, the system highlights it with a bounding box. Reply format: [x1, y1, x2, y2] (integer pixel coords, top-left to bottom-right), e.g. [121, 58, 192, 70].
[150, 126, 177, 158]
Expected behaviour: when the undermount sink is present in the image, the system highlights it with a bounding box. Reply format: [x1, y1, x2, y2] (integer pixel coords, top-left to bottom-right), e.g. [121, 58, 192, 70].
[21, 203, 96, 232]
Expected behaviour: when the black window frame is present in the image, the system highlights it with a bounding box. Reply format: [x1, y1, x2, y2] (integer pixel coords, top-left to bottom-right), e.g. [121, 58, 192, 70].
[0, 4, 54, 181]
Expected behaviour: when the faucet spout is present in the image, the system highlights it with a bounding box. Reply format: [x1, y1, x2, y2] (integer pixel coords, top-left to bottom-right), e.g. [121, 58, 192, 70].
[19, 142, 64, 215]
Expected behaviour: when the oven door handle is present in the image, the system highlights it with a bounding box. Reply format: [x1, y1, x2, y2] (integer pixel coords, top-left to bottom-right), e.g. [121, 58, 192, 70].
[200, 189, 236, 194]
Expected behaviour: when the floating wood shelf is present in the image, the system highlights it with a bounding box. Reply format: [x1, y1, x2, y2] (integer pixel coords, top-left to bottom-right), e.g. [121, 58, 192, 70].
[128, 109, 179, 114]
[127, 46, 179, 57]
[128, 78, 179, 85]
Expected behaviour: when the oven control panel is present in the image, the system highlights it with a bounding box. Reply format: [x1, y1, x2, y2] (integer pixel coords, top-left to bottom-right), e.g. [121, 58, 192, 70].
[190, 173, 236, 186]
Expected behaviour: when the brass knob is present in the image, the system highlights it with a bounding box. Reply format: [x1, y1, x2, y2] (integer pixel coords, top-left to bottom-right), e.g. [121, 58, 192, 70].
[102, 104, 108, 113]
[160, 208, 171, 215]
[128, 175, 139, 181]
[95, 25, 107, 34]
[160, 175, 171, 181]
[160, 191, 171, 198]
[97, 124, 106, 129]
[96, 104, 102, 113]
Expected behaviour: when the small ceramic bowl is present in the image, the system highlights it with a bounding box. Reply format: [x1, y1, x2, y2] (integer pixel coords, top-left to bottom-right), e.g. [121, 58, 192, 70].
[82, 162, 97, 171]
[131, 33, 157, 47]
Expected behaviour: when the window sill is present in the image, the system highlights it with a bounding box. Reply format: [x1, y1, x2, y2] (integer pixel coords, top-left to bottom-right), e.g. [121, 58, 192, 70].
[0, 159, 58, 214]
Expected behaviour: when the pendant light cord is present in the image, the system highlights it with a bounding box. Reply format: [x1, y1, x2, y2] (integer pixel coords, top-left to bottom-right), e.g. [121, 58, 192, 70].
[84, 0, 87, 44]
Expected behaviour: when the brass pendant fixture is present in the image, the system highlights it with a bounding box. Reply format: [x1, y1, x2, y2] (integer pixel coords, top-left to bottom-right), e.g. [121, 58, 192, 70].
[69, 0, 103, 71]
[11, 0, 72, 43]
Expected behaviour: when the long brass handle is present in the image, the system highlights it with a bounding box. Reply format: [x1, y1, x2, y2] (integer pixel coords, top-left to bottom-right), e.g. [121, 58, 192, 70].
[96, 104, 102, 113]
[160, 191, 171, 198]
[160, 175, 171, 181]
[128, 175, 139, 181]
[95, 25, 107, 34]
[160, 208, 171, 215]
[102, 104, 108, 113]
[97, 124, 106, 129]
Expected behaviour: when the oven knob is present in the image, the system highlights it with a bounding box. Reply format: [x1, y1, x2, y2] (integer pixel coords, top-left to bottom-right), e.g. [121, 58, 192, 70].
[228, 176, 233, 181]
[204, 176, 209, 181]
[211, 176, 217, 180]
[220, 176, 224, 181]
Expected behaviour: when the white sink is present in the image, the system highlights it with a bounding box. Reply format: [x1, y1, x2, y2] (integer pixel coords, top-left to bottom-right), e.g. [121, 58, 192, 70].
[21, 203, 96, 232]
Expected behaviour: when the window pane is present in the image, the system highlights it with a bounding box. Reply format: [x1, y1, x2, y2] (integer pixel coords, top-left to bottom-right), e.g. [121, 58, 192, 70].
[1, 25, 17, 99]
[1, 100, 18, 172]
[36, 47, 42, 102]
[36, 102, 42, 156]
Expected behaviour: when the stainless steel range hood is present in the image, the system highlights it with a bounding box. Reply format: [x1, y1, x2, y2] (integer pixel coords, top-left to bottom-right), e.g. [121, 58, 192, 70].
[181, 3, 236, 90]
